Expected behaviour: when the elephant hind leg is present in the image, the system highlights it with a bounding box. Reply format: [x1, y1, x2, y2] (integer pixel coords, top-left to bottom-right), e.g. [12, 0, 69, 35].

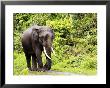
[25, 53, 32, 71]
[32, 54, 37, 71]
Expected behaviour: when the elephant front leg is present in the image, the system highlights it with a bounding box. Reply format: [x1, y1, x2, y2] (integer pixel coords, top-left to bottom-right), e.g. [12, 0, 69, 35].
[37, 56, 43, 71]
[36, 50, 43, 71]
[43, 52, 52, 71]
[44, 58, 52, 71]
[35, 49, 43, 71]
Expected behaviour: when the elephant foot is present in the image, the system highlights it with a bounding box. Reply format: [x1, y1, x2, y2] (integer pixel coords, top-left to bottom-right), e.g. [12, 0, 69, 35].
[42, 67, 50, 72]
[37, 68, 44, 72]
[31, 67, 37, 71]
[42, 68, 48, 72]
[43, 64, 51, 71]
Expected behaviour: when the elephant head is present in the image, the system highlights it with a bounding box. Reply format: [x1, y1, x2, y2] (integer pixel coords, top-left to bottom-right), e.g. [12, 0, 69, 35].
[32, 26, 55, 59]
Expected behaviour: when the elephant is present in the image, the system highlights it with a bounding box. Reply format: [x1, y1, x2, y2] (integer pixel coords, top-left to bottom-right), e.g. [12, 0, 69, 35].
[21, 25, 55, 71]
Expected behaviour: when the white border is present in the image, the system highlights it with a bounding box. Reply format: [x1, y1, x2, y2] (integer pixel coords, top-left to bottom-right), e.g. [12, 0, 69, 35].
[5, 5, 106, 84]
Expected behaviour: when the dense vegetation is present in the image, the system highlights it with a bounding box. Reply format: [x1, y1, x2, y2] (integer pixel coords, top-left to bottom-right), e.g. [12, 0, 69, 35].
[14, 13, 97, 75]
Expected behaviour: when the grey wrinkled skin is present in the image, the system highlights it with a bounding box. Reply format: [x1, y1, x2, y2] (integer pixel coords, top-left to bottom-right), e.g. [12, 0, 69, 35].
[21, 25, 54, 71]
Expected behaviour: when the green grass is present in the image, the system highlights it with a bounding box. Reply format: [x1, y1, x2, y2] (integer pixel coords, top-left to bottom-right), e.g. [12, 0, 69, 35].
[14, 51, 97, 75]
[51, 55, 97, 75]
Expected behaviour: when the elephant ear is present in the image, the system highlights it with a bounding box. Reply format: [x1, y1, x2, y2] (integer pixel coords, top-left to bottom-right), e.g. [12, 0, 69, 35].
[32, 28, 39, 41]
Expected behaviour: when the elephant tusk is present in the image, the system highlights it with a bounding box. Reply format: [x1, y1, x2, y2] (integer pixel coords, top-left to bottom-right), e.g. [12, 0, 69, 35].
[43, 47, 52, 59]
[51, 47, 55, 55]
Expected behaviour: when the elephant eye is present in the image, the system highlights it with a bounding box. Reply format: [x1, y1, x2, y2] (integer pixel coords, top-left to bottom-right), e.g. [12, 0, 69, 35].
[51, 35, 54, 39]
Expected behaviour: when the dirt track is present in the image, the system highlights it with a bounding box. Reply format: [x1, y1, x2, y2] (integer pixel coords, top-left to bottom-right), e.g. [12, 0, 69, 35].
[29, 70, 83, 76]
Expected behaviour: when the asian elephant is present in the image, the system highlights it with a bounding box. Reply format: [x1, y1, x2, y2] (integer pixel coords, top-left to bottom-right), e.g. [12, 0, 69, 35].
[21, 25, 55, 71]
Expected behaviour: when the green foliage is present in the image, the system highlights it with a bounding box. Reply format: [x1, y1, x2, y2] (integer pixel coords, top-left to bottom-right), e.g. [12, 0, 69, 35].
[14, 51, 27, 75]
[14, 13, 97, 75]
